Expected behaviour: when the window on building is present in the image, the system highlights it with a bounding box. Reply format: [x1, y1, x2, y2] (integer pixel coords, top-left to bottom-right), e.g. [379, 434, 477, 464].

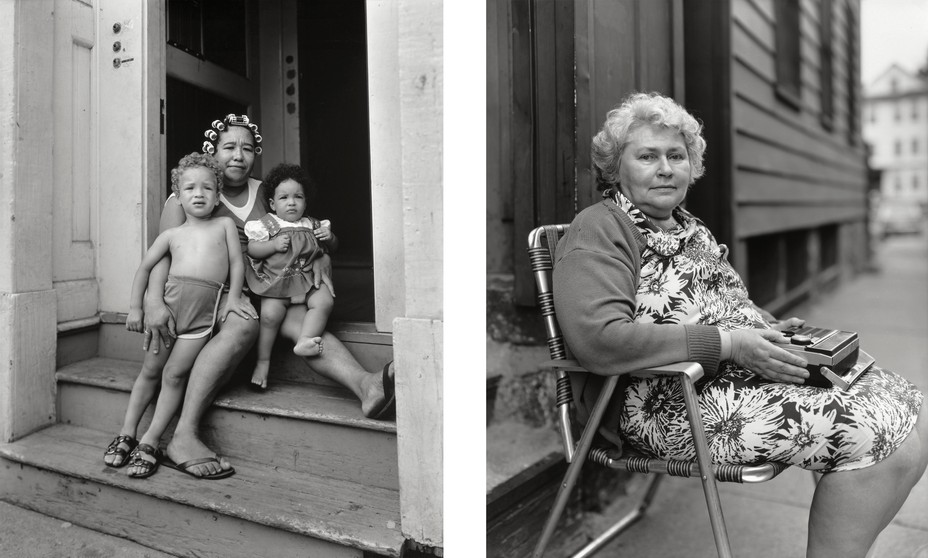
[845, 2, 859, 143]
[895, 140, 902, 155]
[775, 0, 802, 109]
[869, 105, 876, 123]
[913, 99, 919, 120]
[896, 175, 903, 192]
[914, 175, 920, 192]
[895, 101, 901, 121]
[818, 0, 834, 129]
[914, 138, 920, 154]
[819, 224, 838, 271]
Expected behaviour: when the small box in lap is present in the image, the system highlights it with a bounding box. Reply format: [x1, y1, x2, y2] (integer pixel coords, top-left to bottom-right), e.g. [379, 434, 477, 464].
[779, 325, 875, 390]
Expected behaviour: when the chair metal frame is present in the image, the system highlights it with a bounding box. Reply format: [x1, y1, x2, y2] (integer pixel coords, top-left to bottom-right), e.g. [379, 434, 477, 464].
[527, 224, 790, 558]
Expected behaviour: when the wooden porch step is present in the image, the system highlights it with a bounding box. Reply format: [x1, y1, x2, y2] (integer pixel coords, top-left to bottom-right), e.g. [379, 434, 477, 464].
[58, 357, 398, 490]
[0, 423, 404, 558]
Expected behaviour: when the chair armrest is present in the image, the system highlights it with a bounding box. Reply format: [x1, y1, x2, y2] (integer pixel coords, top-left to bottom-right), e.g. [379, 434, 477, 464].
[538, 359, 587, 373]
[628, 362, 704, 382]
[540, 360, 704, 381]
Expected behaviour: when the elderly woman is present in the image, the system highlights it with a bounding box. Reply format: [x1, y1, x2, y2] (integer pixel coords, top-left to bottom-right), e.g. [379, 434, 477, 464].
[553, 92, 928, 557]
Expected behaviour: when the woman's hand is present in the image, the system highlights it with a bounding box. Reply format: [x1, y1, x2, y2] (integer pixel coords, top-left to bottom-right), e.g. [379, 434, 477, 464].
[274, 235, 291, 253]
[314, 226, 332, 243]
[310, 254, 336, 297]
[314, 220, 333, 242]
[142, 297, 176, 354]
[221, 295, 258, 323]
[725, 329, 810, 384]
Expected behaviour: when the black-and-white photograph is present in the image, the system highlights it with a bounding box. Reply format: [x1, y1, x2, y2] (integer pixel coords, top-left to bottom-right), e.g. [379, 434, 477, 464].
[0, 1, 442, 557]
[487, 1, 928, 556]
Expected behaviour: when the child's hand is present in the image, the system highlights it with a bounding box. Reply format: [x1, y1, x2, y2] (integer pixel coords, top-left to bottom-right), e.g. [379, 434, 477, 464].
[273, 234, 291, 253]
[314, 221, 333, 242]
[126, 309, 144, 332]
[221, 295, 259, 323]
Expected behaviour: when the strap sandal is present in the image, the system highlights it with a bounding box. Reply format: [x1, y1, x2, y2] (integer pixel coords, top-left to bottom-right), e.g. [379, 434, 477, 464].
[126, 443, 162, 479]
[103, 434, 138, 468]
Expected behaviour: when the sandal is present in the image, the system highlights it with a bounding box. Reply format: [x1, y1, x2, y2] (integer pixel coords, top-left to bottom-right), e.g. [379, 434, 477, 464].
[103, 434, 138, 468]
[126, 443, 162, 479]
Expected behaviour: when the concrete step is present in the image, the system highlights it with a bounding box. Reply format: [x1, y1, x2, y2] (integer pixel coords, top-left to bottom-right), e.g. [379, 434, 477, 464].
[58, 357, 398, 490]
[0, 423, 403, 558]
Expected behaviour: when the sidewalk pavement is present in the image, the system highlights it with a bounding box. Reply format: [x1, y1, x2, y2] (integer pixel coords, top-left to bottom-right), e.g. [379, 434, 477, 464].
[595, 231, 928, 557]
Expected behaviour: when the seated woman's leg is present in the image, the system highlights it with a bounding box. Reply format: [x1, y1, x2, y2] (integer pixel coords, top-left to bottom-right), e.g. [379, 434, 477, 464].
[279, 304, 390, 417]
[166, 311, 258, 476]
[807, 400, 928, 557]
[294, 286, 334, 357]
[252, 297, 288, 389]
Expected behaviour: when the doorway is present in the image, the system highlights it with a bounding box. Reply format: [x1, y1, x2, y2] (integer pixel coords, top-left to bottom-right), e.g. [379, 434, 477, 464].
[163, 0, 374, 324]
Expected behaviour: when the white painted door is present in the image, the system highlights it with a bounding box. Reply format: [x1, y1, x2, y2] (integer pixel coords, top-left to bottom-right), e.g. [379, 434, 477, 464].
[52, 0, 163, 324]
[52, 0, 98, 326]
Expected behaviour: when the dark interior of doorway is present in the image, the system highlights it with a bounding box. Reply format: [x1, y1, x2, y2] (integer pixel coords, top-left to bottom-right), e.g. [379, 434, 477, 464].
[164, 0, 375, 324]
[297, 0, 374, 324]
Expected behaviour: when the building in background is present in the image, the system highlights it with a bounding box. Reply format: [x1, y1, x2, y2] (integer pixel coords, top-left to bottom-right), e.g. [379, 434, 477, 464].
[862, 63, 928, 210]
[488, 1, 867, 554]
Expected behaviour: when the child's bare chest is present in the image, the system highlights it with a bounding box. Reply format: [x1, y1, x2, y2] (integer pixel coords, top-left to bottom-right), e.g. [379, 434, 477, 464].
[167, 222, 230, 282]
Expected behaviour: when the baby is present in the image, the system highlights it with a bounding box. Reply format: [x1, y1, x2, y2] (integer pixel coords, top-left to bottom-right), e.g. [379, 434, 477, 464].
[244, 163, 337, 390]
[102, 152, 251, 479]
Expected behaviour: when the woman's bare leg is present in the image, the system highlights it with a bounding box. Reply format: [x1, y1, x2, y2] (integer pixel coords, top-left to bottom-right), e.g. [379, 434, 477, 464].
[165, 312, 258, 476]
[807, 401, 928, 557]
[279, 305, 388, 417]
[252, 297, 288, 389]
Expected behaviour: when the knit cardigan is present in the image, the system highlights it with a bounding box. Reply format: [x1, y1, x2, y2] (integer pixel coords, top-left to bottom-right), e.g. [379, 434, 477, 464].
[552, 200, 722, 444]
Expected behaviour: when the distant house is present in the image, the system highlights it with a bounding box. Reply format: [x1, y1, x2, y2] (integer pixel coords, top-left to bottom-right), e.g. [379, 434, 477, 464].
[862, 63, 928, 207]
[488, 0, 867, 554]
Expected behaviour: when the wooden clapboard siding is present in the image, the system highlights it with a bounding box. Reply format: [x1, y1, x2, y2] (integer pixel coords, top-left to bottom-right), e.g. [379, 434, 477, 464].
[735, 171, 864, 205]
[734, 133, 862, 185]
[729, 0, 865, 243]
[732, 95, 863, 172]
[738, 204, 864, 237]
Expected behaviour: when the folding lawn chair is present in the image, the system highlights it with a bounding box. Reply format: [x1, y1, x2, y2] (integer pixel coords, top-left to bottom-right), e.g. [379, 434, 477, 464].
[527, 224, 791, 558]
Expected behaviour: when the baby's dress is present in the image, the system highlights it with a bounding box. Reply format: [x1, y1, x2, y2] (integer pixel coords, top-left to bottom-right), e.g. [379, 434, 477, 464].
[244, 213, 327, 299]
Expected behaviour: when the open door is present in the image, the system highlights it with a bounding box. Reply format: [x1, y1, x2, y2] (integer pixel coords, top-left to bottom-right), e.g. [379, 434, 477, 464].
[162, 0, 376, 325]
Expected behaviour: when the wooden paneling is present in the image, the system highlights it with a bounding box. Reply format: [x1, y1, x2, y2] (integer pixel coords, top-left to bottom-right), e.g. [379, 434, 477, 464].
[575, 0, 679, 212]
[736, 204, 865, 237]
[734, 170, 865, 204]
[52, 0, 98, 324]
[733, 96, 866, 174]
[734, 133, 863, 184]
[732, 22, 775, 82]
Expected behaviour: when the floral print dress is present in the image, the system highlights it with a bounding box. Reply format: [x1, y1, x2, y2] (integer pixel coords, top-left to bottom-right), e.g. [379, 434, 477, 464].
[613, 192, 923, 472]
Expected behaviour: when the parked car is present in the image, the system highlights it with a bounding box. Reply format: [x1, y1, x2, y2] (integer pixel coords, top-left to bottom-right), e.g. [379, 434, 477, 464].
[874, 200, 925, 238]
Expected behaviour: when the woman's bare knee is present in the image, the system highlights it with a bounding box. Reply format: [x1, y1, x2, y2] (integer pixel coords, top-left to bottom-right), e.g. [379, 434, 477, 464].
[217, 313, 259, 348]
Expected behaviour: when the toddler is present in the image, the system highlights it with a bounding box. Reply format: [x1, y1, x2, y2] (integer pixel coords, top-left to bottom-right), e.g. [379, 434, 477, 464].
[103, 152, 251, 479]
[245, 163, 337, 390]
